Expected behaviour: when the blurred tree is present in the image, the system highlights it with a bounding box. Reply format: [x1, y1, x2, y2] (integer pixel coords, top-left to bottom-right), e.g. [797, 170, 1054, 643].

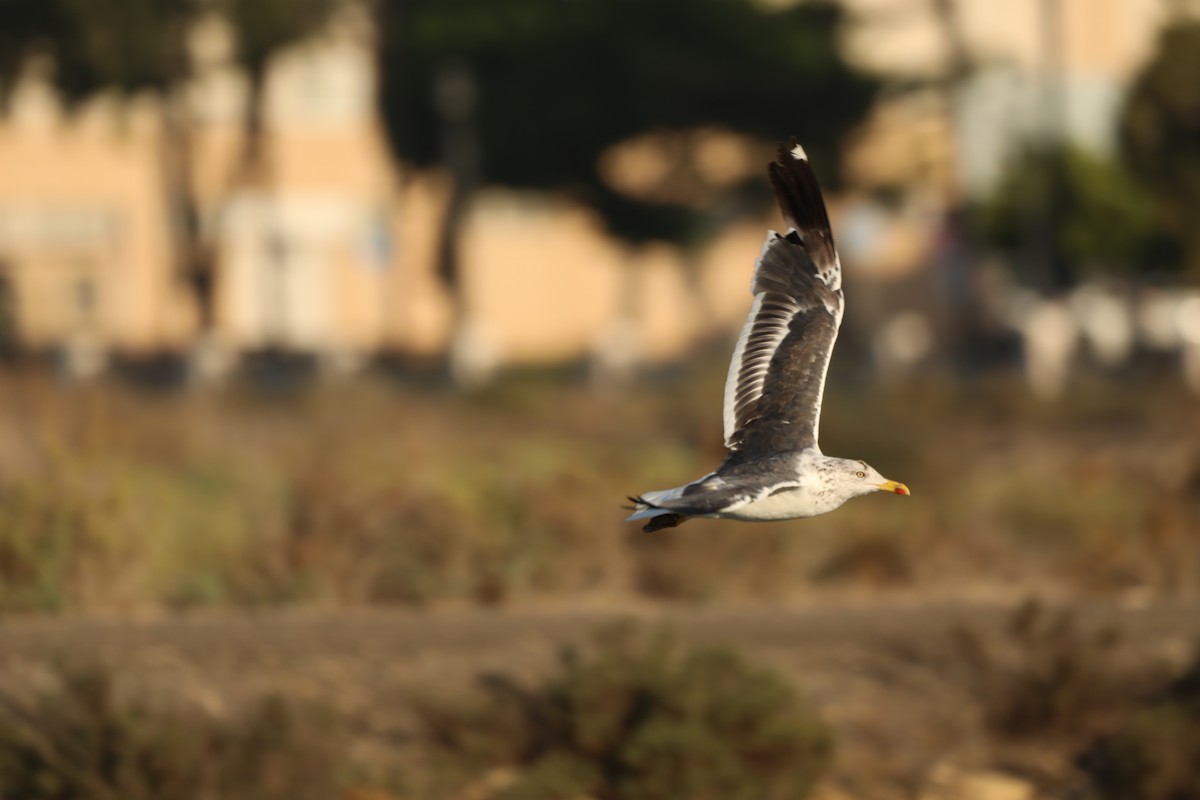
[975, 143, 1157, 280]
[1120, 20, 1200, 280]
[0, 0, 67, 113]
[375, 0, 877, 374]
[218, 0, 343, 186]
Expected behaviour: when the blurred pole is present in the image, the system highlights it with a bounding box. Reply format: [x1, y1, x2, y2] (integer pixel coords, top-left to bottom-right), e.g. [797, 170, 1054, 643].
[931, 0, 970, 207]
[266, 223, 290, 348]
[929, 0, 983, 370]
[433, 58, 494, 385]
[433, 58, 480, 295]
[372, 0, 405, 355]
[1039, 0, 1074, 290]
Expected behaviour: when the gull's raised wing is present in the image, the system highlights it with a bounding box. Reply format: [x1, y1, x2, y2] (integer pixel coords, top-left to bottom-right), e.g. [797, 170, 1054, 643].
[722, 140, 844, 455]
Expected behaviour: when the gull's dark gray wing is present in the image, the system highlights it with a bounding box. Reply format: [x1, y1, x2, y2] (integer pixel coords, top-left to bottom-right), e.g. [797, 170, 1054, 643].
[722, 140, 843, 456]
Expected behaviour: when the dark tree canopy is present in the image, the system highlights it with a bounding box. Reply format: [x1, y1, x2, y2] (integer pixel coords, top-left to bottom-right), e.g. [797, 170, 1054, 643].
[220, 0, 341, 77]
[1120, 20, 1200, 278]
[52, 0, 201, 105]
[975, 143, 1157, 280]
[0, 0, 67, 110]
[219, 0, 344, 180]
[0, 0, 200, 111]
[376, 0, 877, 245]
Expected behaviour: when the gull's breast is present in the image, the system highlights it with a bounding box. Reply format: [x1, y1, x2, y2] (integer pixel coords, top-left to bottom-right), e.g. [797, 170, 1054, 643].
[718, 485, 845, 521]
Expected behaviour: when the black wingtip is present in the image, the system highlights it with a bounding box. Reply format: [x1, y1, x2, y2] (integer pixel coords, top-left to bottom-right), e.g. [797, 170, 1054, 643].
[767, 138, 836, 267]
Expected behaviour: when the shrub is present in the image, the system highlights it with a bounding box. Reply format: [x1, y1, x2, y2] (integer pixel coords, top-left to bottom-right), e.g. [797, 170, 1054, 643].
[0, 663, 347, 800]
[417, 628, 834, 800]
[951, 599, 1128, 742]
[1078, 648, 1200, 800]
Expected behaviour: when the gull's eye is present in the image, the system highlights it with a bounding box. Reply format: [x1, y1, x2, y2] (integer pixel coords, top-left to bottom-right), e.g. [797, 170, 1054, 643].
[855, 470, 866, 479]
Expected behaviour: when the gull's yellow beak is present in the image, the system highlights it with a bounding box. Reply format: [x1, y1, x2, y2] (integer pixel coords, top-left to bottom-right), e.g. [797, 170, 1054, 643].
[879, 479, 910, 496]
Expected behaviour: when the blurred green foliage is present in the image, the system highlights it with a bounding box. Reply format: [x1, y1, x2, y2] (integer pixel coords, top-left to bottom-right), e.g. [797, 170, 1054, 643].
[967, 18, 1200, 283]
[416, 628, 833, 800]
[0, 0, 340, 105]
[377, 0, 877, 245]
[1120, 20, 1200, 280]
[220, 0, 340, 77]
[0, 367, 1197, 613]
[974, 143, 1159, 278]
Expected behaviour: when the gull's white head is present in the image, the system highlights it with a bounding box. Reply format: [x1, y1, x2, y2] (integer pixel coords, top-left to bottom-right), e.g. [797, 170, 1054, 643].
[833, 458, 910, 500]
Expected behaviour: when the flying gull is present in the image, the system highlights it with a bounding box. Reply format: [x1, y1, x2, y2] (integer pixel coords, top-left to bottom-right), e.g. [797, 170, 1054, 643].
[627, 140, 910, 532]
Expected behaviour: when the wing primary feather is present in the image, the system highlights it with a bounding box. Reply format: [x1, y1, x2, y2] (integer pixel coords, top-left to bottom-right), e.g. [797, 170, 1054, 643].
[767, 139, 838, 283]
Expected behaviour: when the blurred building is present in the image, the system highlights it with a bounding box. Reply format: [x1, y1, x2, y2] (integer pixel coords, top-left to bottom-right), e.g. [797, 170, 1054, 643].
[0, 16, 408, 367]
[0, 1, 1186, 377]
[842, 0, 1172, 200]
[0, 16, 771, 376]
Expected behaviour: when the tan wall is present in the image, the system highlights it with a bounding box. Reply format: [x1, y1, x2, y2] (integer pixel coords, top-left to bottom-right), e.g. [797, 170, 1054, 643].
[0, 83, 766, 366]
[0, 88, 179, 350]
[0, 19, 780, 368]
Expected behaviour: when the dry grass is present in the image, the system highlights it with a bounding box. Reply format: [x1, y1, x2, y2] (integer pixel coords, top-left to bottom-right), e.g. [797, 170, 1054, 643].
[0, 363, 1197, 613]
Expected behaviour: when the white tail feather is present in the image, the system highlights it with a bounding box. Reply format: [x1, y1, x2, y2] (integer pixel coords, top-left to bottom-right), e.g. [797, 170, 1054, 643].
[625, 485, 688, 521]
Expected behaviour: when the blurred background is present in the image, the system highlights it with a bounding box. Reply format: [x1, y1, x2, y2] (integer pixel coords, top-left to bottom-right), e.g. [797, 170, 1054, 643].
[1, 1, 1199, 798]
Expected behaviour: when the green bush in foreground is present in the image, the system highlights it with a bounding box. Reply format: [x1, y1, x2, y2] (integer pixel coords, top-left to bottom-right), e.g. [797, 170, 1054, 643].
[0, 665, 345, 800]
[418, 629, 834, 800]
[1079, 648, 1200, 800]
[951, 599, 1127, 742]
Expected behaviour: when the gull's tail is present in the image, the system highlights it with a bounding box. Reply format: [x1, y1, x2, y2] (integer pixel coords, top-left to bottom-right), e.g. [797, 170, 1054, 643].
[625, 488, 689, 532]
